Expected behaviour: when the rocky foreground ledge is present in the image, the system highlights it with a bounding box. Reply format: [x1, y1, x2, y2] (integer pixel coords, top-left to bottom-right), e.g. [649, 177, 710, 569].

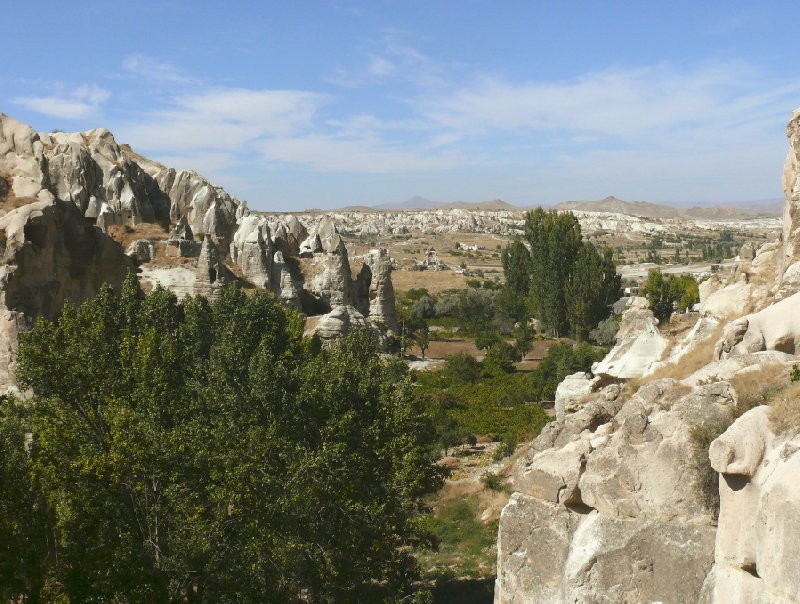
[494, 109, 800, 604]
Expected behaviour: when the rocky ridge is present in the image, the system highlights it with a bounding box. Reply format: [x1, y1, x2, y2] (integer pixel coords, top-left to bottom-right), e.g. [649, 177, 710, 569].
[0, 113, 399, 388]
[495, 111, 800, 603]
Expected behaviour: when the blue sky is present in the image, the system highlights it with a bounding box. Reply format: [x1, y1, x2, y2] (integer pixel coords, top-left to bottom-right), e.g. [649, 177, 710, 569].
[3, 1, 799, 210]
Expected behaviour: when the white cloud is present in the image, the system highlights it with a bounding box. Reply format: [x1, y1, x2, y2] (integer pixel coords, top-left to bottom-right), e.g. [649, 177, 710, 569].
[13, 84, 110, 120]
[367, 55, 395, 77]
[257, 135, 467, 173]
[116, 88, 323, 152]
[122, 54, 195, 83]
[422, 62, 800, 141]
[328, 31, 449, 88]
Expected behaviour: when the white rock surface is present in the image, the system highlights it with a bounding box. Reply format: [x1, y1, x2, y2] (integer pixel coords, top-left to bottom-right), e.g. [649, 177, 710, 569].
[592, 297, 668, 379]
[706, 407, 800, 603]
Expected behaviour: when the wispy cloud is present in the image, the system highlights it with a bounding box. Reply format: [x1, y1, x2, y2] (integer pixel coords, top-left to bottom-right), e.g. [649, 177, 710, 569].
[257, 134, 468, 173]
[12, 84, 110, 120]
[121, 54, 196, 83]
[116, 88, 323, 152]
[328, 31, 450, 88]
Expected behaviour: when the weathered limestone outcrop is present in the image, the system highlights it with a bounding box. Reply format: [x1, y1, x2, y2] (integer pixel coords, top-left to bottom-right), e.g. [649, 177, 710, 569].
[592, 297, 667, 379]
[309, 304, 383, 347]
[0, 199, 132, 387]
[230, 216, 272, 288]
[714, 291, 800, 359]
[779, 109, 800, 291]
[705, 407, 800, 603]
[194, 235, 232, 300]
[359, 248, 398, 333]
[497, 378, 729, 603]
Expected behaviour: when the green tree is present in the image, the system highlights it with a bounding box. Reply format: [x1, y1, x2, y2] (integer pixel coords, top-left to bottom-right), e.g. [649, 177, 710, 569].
[524, 209, 583, 337]
[565, 243, 621, 340]
[474, 331, 499, 350]
[483, 340, 518, 374]
[501, 239, 531, 296]
[442, 352, 482, 384]
[642, 269, 678, 323]
[16, 273, 443, 602]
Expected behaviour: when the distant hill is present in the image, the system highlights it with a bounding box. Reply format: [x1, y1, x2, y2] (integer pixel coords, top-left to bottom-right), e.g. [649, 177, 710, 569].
[440, 199, 520, 211]
[374, 195, 441, 210]
[551, 196, 682, 218]
[550, 196, 782, 219]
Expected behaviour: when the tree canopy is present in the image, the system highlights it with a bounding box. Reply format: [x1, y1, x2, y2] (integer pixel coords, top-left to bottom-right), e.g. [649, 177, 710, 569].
[6, 273, 442, 603]
[500, 208, 621, 340]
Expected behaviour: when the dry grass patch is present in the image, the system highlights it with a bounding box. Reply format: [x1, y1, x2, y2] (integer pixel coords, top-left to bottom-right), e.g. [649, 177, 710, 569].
[769, 380, 800, 436]
[106, 222, 170, 249]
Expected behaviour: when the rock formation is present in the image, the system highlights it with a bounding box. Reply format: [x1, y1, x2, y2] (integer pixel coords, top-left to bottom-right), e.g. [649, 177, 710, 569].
[230, 216, 272, 288]
[194, 235, 232, 300]
[309, 304, 384, 348]
[0, 199, 132, 387]
[706, 407, 800, 603]
[360, 248, 398, 333]
[308, 237, 353, 308]
[592, 297, 667, 380]
[497, 109, 800, 604]
[714, 292, 800, 359]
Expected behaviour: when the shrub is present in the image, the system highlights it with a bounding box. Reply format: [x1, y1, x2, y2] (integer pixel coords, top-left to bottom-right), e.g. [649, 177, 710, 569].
[480, 472, 506, 491]
[589, 315, 619, 346]
[442, 352, 482, 383]
[483, 340, 518, 374]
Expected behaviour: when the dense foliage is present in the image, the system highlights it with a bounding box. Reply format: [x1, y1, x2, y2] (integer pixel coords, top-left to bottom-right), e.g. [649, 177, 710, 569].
[642, 269, 700, 323]
[5, 274, 442, 603]
[415, 341, 605, 448]
[499, 209, 621, 340]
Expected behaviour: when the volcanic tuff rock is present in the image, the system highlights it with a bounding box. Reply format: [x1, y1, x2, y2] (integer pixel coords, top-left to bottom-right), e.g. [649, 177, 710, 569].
[498, 109, 800, 604]
[0, 112, 407, 393]
[704, 407, 800, 603]
[0, 199, 132, 387]
[230, 216, 273, 288]
[0, 113, 238, 246]
[592, 297, 668, 379]
[360, 248, 398, 333]
[309, 304, 384, 348]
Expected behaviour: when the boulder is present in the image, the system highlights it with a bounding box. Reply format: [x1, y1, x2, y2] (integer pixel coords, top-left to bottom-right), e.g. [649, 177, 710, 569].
[713, 292, 800, 359]
[554, 371, 597, 421]
[126, 239, 155, 264]
[309, 305, 383, 347]
[592, 297, 667, 379]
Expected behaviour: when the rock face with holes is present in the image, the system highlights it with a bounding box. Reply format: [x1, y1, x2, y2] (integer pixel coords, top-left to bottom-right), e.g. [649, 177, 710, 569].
[194, 235, 232, 300]
[0, 199, 132, 388]
[360, 248, 398, 334]
[230, 216, 273, 288]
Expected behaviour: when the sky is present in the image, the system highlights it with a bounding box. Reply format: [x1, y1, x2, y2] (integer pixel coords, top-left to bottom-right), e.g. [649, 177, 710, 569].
[3, 1, 799, 211]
